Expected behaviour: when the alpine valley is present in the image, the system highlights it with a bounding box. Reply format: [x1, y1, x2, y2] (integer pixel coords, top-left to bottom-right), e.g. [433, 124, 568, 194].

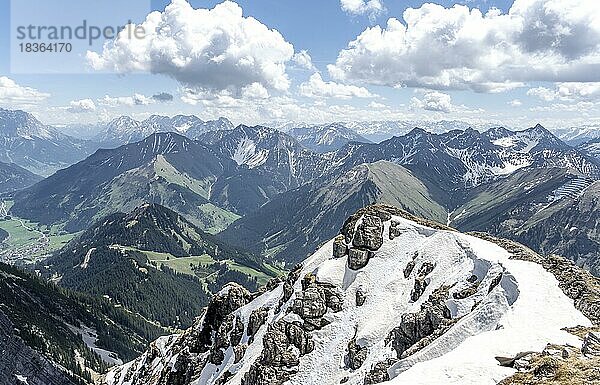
[1, 108, 599, 384]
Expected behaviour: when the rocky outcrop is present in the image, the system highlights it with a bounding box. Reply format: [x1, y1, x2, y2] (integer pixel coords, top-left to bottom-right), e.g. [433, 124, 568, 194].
[364, 360, 396, 385]
[102, 283, 253, 385]
[352, 215, 384, 250]
[410, 262, 435, 302]
[496, 336, 600, 385]
[356, 287, 366, 307]
[387, 286, 454, 359]
[243, 320, 314, 385]
[583, 332, 600, 357]
[333, 235, 348, 258]
[103, 204, 600, 385]
[346, 337, 368, 370]
[348, 248, 372, 270]
[248, 307, 269, 341]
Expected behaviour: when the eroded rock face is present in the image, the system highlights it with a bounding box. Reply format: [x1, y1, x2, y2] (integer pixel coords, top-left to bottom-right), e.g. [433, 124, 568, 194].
[387, 287, 453, 359]
[583, 332, 600, 357]
[348, 248, 372, 270]
[243, 320, 314, 385]
[346, 338, 368, 370]
[352, 215, 384, 251]
[193, 283, 254, 354]
[248, 307, 269, 341]
[333, 235, 349, 258]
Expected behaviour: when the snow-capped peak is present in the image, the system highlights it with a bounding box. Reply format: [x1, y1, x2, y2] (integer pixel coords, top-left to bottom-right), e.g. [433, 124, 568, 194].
[101, 205, 597, 385]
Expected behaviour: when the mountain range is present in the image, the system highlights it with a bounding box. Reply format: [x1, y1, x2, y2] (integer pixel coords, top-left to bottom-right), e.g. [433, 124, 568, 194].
[2, 106, 600, 384]
[92, 115, 234, 148]
[7, 116, 600, 274]
[0, 108, 96, 176]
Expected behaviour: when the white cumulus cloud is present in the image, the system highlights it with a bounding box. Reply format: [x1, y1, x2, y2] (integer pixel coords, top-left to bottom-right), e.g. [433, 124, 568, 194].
[340, 0, 384, 19]
[67, 99, 96, 113]
[299, 73, 376, 99]
[410, 91, 453, 113]
[0, 77, 50, 104]
[328, 0, 600, 93]
[87, 0, 295, 97]
[292, 50, 317, 71]
[527, 82, 600, 101]
[99, 94, 155, 107]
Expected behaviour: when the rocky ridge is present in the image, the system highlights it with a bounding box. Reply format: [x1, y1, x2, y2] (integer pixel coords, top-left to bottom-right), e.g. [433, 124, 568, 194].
[102, 205, 599, 385]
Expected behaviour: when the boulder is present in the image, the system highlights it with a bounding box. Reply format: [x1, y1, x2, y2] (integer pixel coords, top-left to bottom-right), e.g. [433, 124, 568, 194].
[364, 360, 395, 384]
[348, 248, 372, 270]
[346, 338, 368, 370]
[352, 215, 384, 251]
[356, 288, 366, 307]
[333, 235, 349, 258]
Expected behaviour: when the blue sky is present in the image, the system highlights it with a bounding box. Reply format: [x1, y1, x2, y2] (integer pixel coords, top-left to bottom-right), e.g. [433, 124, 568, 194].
[0, 0, 598, 130]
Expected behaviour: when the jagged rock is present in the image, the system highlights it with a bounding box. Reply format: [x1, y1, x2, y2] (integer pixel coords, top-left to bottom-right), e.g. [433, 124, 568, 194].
[214, 314, 235, 349]
[389, 220, 402, 240]
[260, 321, 301, 367]
[244, 320, 315, 385]
[348, 248, 372, 270]
[356, 287, 366, 306]
[346, 338, 368, 370]
[243, 363, 293, 385]
[418, 262, 435, 277]
[410, 277, 428, 302]
[248, 307, 269, 340]
[583, 332, 600, 357]
[216, 371, 234, 385]
[333, 235, 349, 258]
[285, 322, 314, 355]
[352, 215, 384, 251]
[488, 273, 503, 293]
[210, 347, 225, 365]
[191, 283, 253, 354]
[232, 315, 245, 346]
[263, 277, 283, 292]
[387, 287, 453, 358]
[295, 286, 327, 319]
[403, 260, 416, 278]
[364, 360, 395, 384]
[234, 344, 247, 364]
[279, 264, 303, 310]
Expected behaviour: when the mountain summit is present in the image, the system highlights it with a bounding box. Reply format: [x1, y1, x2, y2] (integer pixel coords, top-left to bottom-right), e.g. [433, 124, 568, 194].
[101, 205, 600, 385]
